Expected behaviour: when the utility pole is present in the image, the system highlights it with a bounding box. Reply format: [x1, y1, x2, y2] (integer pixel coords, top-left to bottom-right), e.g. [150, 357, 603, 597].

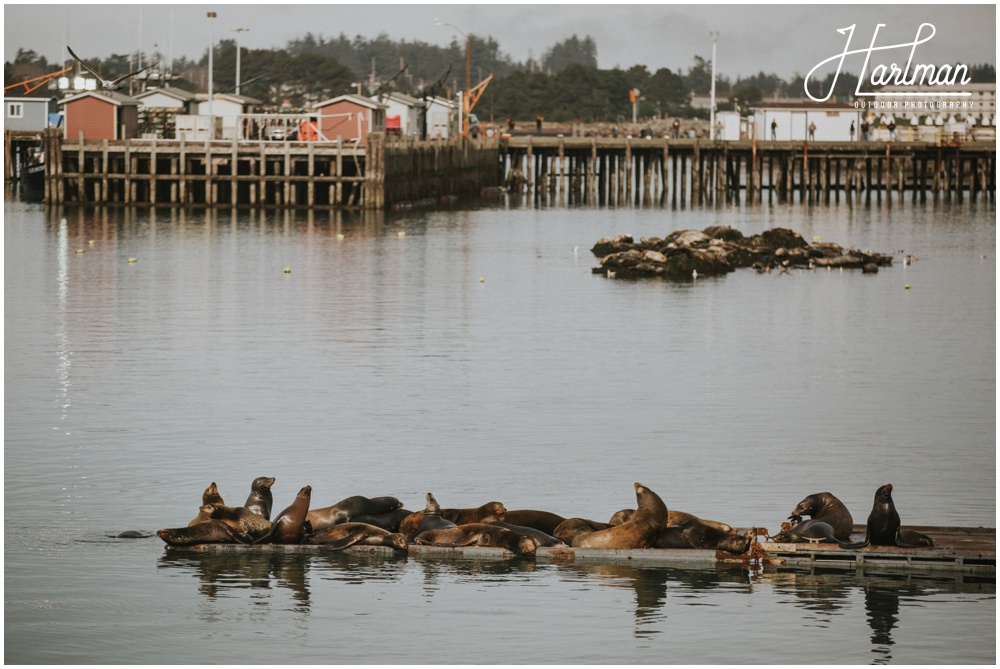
[710, 31, 719, 136]
[232, 28, 249, 96]
[207, 12, 216, 119]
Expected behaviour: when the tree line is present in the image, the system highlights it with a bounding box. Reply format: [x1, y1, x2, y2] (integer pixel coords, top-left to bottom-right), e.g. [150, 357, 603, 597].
[6, 36, 996, 123]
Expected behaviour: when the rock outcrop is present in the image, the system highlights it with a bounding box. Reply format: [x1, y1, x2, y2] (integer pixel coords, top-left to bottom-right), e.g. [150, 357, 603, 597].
[591, 227, 893, 280]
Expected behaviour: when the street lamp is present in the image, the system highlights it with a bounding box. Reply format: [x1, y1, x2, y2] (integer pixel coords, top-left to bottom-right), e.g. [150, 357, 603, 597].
[710, 31, 719, 139]
[434, 18, 471, 138]
[232, 27, 249, 96]
[207, 12, 217, 119]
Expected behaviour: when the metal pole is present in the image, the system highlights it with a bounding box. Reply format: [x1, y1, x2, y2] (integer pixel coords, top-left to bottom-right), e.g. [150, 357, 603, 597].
[207, 12, 216, 119]
[233, 28, 248, 96]
[710, 31, 719, 138]
[464, 34, 471, 139]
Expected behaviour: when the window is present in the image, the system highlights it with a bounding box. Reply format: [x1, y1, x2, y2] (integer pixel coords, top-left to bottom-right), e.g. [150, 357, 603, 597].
[7, 103, 24, 118]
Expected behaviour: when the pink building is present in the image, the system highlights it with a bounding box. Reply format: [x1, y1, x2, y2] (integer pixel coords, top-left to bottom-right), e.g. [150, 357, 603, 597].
[61, 91, 139, 141]
[313, 94, 387, 142]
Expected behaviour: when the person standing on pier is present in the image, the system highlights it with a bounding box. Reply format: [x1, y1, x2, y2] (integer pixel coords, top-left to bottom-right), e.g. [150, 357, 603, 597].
[771, 119, 778, 140]
[535, 115, 543, 135]
[808, 121, 816, 141]
[507, 117, 515, 134]
[671, 118, 681, 139]
[888, 121, 896, 141]
[850, 120, 855, 141]
[714, 120, 724, 140]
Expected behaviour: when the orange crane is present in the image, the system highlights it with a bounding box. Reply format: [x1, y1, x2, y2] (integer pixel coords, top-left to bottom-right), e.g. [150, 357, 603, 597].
[4, 67, 73, 95]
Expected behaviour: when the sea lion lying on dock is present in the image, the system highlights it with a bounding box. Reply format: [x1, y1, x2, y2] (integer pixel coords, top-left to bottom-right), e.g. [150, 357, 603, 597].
[414, 523, 537, 555]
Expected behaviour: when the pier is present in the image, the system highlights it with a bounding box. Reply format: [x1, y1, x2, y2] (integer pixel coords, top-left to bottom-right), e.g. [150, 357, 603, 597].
[28, 128, 501, 209]
[14, 129, 996, 209]
[502, 136, 997, 207]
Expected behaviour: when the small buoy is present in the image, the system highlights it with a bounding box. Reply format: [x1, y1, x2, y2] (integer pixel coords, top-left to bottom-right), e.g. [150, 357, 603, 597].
[812, 236, 822, 242]
[905, 284, 911, 290]
[397, 231, 406, 237]
[479, 277, 485, 283]
[76, 249, 84, 254]
[88, 240, 95, 246]
[283, 267, 291, 274]
[692, 269, 698, 279]
[128, 258, 137, 264]
[336, 233, 345, 240]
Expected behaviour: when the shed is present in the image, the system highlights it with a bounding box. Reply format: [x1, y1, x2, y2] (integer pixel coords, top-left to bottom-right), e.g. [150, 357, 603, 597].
[373, 92, 422, 138]
[194, 93, 262, 139]
[424, 96, 455, 139]
[750, 102, 862, 142]
[314, 94, 387, 143]
[134, 86, 198, 112]
[4, 93, 59, 132]
[60, 90, 140, 141]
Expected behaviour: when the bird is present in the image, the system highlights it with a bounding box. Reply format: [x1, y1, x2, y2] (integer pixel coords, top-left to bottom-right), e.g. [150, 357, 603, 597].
[67, 46, 159, 91]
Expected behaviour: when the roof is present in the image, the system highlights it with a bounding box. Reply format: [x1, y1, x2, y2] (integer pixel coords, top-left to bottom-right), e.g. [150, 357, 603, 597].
[193, 93, 263, 106]
[59, 90, 140, 106]
[376, 91, 421, 107]
[314, 94, 388, 110]
[4, 93, 58, 102]
[750, 101, 858, 111]
[134, 86, 197, 103]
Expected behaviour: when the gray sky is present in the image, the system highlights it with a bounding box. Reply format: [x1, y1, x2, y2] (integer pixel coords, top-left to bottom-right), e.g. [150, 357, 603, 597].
[4, 2, 996, 81]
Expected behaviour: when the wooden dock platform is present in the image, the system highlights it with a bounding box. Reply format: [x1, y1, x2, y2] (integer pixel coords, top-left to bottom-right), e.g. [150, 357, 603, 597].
[166, 526, 995, 576]
[502, 136, 996, 207]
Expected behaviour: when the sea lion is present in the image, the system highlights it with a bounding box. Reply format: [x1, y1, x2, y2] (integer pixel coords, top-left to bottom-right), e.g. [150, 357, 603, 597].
[653, 520, 753, 553]
[306, 495, 404, 533]
[399, 493, 466, 538]
[158, 520, 251, 547]
[204, 503, 272, 542]
[255, 485, 312, 544]
[771, 519, 845, 545]
[307, 522, 408, 551]
[553, 518, 612, 545]
[486, 520, 566, 547]
[610, 508, 736, 535]
[440, 501, 506, 526]
[243, 476, 276, 520]
[188, 482, 225, 526]
[841, 484, 929, 549]
[787, 492, 854, 541]
[572, 483, 669, 549]
[498, 510, 567, 536]
[349, 508, 413, 533]
[897, 528, 935, 547]
[414, 523, 537, 555]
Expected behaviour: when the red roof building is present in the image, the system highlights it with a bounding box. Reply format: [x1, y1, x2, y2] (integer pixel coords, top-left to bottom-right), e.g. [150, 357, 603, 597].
[313, 94, 387, 143]
[61, 91, 140, 141]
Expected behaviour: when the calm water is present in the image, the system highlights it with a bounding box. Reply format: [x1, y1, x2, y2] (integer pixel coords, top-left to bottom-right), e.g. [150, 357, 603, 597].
[4, 194, 995, 664]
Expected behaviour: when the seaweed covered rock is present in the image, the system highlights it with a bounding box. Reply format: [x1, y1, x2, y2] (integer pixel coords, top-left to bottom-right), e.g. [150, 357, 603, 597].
[591, 227, 893, 280]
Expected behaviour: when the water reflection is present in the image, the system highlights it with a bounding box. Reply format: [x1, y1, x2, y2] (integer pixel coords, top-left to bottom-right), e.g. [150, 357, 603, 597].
[158, 551, 313, 610]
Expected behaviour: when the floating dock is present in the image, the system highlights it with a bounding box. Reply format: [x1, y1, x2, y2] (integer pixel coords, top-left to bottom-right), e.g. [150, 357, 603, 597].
[167, 525, 995, 576]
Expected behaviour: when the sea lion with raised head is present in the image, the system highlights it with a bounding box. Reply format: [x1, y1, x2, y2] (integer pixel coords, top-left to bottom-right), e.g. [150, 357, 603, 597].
[254, 485, 312, 544]
[414, 523, 537, 555]
[306, 495, 404, 533]
[204, 503, 272, 542]
[787, 492, 854, 541]
[188, 482, 225, 526]
[572, 483, 669, 549]
[841, 484, 930, 548]
[307, 522, 408, 551]
[243, 476, 276, 520]
[158, 520, 251, 547]
[398, 493, 461, 538]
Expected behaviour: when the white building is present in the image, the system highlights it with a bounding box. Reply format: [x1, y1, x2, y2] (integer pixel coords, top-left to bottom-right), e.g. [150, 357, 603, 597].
[374, 92, 423, 139]
[133, 86, 197, 113]
[750, 102, 863, 141]
[424, 96, 455, 139]
[194, 93, 262, 139]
